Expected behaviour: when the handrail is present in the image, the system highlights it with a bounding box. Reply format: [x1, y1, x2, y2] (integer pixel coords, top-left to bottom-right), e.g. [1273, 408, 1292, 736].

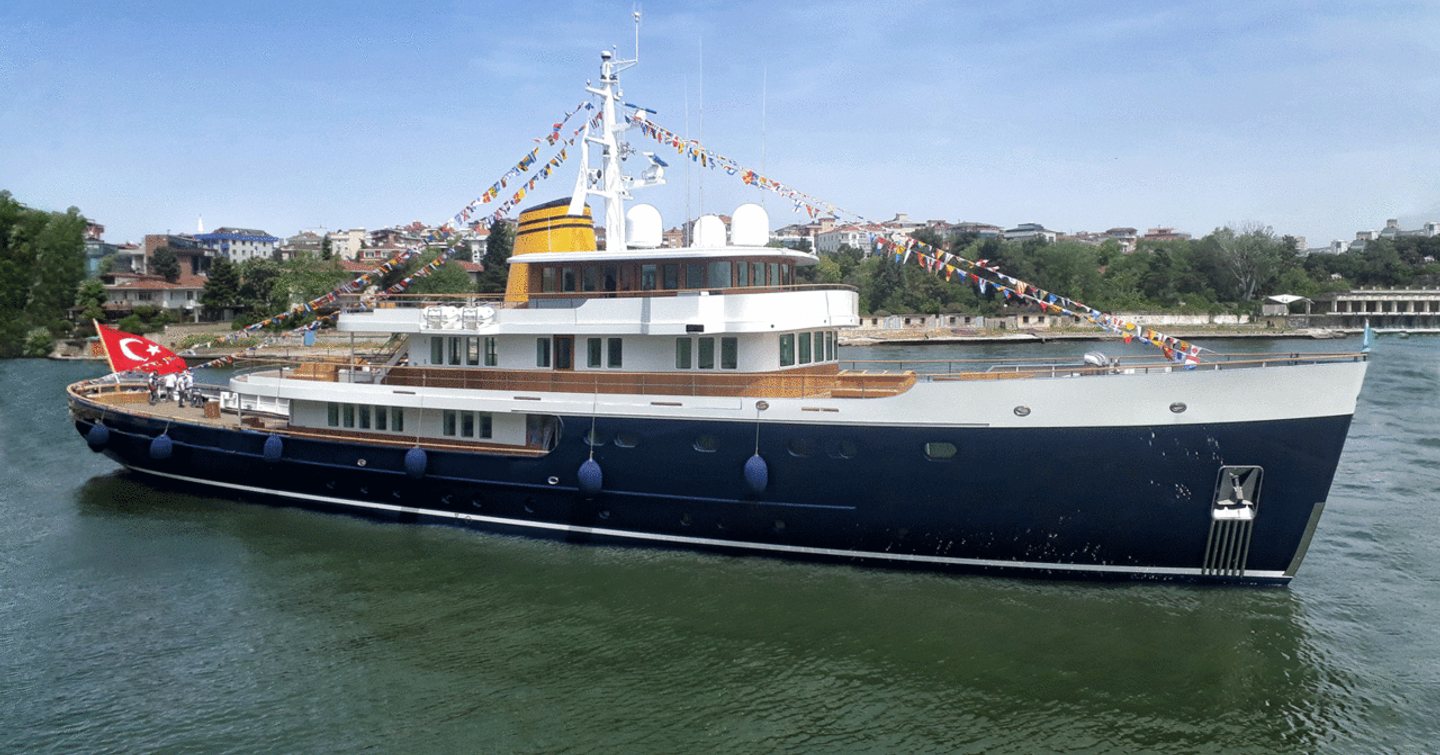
[343, 283, 858, 312]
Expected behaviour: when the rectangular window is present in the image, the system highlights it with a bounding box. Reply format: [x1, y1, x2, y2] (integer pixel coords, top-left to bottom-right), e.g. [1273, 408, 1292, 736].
[675, 338, 692, 369]
[641, 264, 657, 290]
[708, 261, 732, 288]
[448, 336, 461, 366]
[813, 332, 824, 362]
[392, 407, 404, 432]
[327, 403, 339, 427]
[483, 337, 497, 366]
[662, 263, 679, 290]
[684, 263, 705, 289]
[466, 337, 480, 366]
[461, 412, 475, 438]
[607, 338, 622, 368]
[751, 261, 765, 287]
[721, 337, 738, 369]
[342, 404, 355, 428]
[781, 264, 793, 285]
[431, 337, 443, 364]
[768, 262, 781, 288]
[587, 337, 602, 368]
[826, 331, 836, 361]
[442, 410, 457, 436]
[799, 332, 812, 364]
[375, 405, 388, 431]
[478, 412, 493, 439]
[602, 265, 619, 291]
[562, 266, 577, 292]
[780, 334, 795, 367]
[697, 337, 715, 369]
[541, 266, 558, 292]
[536, 338, 551, 367]
[735, 262, 750, 288]
[582, 266, 599, 292]
[358, 405, 371, 429]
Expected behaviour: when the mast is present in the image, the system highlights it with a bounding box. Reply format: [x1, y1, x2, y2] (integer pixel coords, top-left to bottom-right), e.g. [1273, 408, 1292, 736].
[571, 11, 660, 253]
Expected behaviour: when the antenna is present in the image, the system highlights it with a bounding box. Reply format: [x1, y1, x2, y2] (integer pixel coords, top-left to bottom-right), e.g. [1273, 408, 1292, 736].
[632, 7, 642, 62]
[683, 75, 691, 246]
[698, 37, 704, 219]
[760, 67, 767, 212]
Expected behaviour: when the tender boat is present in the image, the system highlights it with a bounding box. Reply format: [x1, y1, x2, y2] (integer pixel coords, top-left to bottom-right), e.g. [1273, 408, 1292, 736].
[67, 47, 1368, 584]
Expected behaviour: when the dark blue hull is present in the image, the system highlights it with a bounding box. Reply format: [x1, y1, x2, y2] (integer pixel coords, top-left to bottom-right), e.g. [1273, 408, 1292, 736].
[68, 396, 1353, 585]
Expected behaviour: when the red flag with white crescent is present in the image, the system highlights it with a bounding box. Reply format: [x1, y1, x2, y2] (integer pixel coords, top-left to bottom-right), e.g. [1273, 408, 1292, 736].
[95, 323, 187, 374]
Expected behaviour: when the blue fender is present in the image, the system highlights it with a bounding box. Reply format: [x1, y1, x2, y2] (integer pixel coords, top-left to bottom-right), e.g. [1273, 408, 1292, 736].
[404, 447, 428, 479]
[149, 433, 173, 461]
[744, 453, 769, 494]
[85, 423, 110, 452]
[577, 458, 603, 497]
[263, 434, 284, 463]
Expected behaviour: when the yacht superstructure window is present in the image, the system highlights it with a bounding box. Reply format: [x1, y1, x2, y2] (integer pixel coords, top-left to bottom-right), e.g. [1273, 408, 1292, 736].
[587, 338, 602, 368]
[582, 266, 599, 292]
[430, 338, 443, 364]
[484, 337, 497, 366]
[708, 261, 731, 288]
[343, 404, 355, 428]
[662, 264, 679, 289]
[391, 407, 404, 432]
[721, 337, 738, 369]
[562, 267, 577, 292]
[607, 338, 623, 368]
[799, 333, 812, 364]
[358, 405, 371, 430]
[684, 263, 704, 289]
[697, 338, 715, 370]
[327, 403, 339, 427]
[541, 266, 558, 292]
[825, 331, 835, 361]
[675, 338, 692, 369]
[641, 264, 657, 290]
[448, 336, 462, 366]
[751, 262, 766, 287]
[466, 337, 480, 366]
[536, 338, 551, 367]
[780, 334, 795, 367]
[444, 410, 492, 439]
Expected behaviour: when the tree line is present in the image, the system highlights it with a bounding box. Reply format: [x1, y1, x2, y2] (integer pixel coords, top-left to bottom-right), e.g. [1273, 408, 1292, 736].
[796, 224, 1440, 316]
[0, 191, 87, 357]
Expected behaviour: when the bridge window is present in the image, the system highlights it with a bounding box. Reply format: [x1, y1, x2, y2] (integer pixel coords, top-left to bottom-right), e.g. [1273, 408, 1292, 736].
[641, 264, 657, 290]
[825, 331, 836, 361]
[768, 262, 780, 287]
[684, 263, 705, 289]
[721, 337, 738, 369]
[735, 262, 751, 287]
[587, 338, 602, 368]
[662, 263, 679, 289]
[581, 265, 599, 292]
[751, 261, 766, 286]
[675, 338, 692, 369]
[541, 266, 558, 292]
[562, 267, 577, 292]
[780, 334, 795, 366]
[799, 333, 812, 364]
[708, 261, 732, 288]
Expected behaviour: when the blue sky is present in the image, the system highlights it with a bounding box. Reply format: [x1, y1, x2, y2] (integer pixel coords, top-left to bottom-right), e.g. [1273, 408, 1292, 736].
[2, 0, 1437, 247]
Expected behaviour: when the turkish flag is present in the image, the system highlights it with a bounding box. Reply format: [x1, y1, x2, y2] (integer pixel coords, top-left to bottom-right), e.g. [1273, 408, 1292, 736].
[95, 323, 187, 374]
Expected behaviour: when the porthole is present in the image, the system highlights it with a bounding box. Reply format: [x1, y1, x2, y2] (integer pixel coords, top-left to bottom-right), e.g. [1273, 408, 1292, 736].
[773, 520, 786, 532]
[1013, 406, 1031, 417]
[614, 432, 640, 448]
[1170, 402, 1188, 414]
[680, 513, 693, 527]
[826, 439, 858, 459]
[693, 435, 719, 453]
[584, 429, 607, 446]
[546, 476, 560, 485]
[787, 438, 816, 457]
[356, 458, 368, 467]
[599, 510, 611, 520]
[924, 442, 958, 461]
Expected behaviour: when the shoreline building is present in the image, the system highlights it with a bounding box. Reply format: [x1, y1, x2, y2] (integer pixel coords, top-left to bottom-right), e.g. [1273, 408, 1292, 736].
[195, 227, 280, 263]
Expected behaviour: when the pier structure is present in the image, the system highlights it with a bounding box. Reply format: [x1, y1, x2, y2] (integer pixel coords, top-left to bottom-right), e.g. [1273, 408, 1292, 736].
[1316, 287, 1440, 330]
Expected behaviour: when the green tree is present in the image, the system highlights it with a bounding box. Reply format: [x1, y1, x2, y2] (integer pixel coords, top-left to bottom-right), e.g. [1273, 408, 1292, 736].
[1207, 223, 1285, 302]
[201, 256, 242, 319]
[75, 279, 107, 322]
[320, 235, 333, 261]
[408, 258, 474, 295]
[475, 219, 515, 293]
[152, 247, 181, 283]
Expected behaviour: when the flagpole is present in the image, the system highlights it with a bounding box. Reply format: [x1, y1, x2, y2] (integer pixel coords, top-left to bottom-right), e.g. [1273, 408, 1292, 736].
[93, 319, 118, 375]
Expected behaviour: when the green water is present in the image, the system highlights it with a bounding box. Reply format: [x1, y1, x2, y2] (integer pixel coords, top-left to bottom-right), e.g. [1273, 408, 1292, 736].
[3, 338, 1438, 752]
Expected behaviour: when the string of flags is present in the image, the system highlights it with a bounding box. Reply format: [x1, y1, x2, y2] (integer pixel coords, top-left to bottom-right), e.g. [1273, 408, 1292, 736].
[632, 111, 1208, 363]
[191, 100, 594, 370]
[871, 235, 1208, 365]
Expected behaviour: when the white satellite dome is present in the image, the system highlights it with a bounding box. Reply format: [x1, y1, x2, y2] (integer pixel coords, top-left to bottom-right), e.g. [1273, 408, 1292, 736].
[730, 203, 769, 247]
[692, 214, 727, 247]
[626, 204, 662, 248]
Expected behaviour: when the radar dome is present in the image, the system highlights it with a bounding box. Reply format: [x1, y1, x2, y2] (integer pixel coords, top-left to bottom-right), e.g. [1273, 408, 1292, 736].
[730, 203, 770, 247]
[692, 214, 727, 247]
[626, 204, 662, 248]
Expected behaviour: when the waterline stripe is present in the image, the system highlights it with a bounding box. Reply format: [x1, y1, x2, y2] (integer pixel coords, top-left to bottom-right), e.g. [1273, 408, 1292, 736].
[126, 466, 1288, 581]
